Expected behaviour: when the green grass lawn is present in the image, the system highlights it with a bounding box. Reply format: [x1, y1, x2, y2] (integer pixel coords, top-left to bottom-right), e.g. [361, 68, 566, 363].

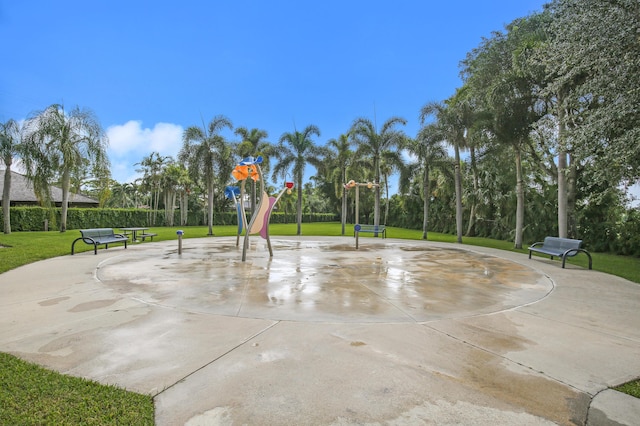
[615, 378, 640, 399]
[1, 222, 638, 422]
[0, 353, 154, 425]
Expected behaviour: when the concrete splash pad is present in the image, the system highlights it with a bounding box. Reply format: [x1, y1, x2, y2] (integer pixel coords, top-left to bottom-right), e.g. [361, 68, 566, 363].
[2, 236, 640, 425]
[97, 238, 553, 323]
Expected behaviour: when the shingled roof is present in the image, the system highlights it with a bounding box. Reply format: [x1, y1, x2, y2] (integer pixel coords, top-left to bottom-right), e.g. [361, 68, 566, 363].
[0, 169, 99, 207]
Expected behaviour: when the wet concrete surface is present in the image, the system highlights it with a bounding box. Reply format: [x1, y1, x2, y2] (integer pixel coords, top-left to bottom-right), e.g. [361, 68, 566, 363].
[1, 236, 639, 425]
[96, 239, 552, 323]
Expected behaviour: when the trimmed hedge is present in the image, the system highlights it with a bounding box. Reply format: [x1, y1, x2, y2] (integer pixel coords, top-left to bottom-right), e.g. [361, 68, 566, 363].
[0, 207, 337, 231]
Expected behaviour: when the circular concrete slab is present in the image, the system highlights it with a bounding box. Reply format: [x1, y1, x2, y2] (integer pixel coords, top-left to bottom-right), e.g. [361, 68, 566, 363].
[97, 237, 553, 323]
[4, 236, 640, 425]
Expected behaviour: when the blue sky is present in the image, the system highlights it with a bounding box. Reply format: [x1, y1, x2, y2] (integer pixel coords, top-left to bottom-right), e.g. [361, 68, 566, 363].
[2, 0, 548, 186]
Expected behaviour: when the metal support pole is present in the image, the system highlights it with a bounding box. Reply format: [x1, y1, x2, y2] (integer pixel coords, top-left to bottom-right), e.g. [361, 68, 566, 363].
[345, 180, 379, 250]
[355, 184, 360, 249]
[176, 230, 184, 255]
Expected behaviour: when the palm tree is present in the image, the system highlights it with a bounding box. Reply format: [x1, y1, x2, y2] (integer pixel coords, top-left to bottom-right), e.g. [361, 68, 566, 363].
[402, 125, 448, 239]
[421, 97, 472, 244]
[161, 162, 190, 227]
[211, 138, 236, 215]
[135, 152, 170, 225]
[108, 181, 135, 208]
[174, 166, 193, 226]
[379, 150, 407, 226]
[461, 17, 546, 248]
[326, 133, 352, 235]
[22, 104, 110, 232]
[0, 119, 24, 234]
[234, 127, 274, 213]
[271, 125, 322, 236]
[179, 115, 233, 236]
[349, 116, 407, 232]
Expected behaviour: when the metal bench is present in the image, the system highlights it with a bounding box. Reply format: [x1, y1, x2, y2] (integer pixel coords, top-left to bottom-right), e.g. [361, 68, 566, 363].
[528, 236, 592, 269]
[354, 224, 386, 238]
[71, 228, 129, 255]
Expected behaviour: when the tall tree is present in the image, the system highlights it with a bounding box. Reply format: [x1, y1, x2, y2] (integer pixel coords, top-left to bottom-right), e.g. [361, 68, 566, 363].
[272, 125, 322, 235]
[0, 119, 24, 234]
[379, 150, 406, 226]
[462, 18, 546, 248]
[349, 116, 407, 232]
[175, 166, 193, 226]
[421, 99, 470, 243]
[542, 0, 640, 235]
[22, 104, 110, 232]
[326, 134, 352, 234]
[161, 162, 190, 227]
[135, 152, 170, 225]
[179, 115, 233, 236]
[211, 137, 236, 214]
[402, 125, 448, 240]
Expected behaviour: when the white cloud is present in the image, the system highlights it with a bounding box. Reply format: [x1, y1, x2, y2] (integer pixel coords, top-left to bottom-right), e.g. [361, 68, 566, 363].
[107, 120, 183, 156]
[106, 121, 184, 182]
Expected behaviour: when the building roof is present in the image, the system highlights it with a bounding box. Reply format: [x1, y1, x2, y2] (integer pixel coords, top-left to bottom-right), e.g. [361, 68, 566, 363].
[0, 169, 99, 206]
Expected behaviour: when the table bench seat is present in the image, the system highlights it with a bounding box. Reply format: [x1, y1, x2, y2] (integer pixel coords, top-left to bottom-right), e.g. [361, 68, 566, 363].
[528, 236, 592, 269]
[71, 228, 128, 255]
[139, 232, 157, 241]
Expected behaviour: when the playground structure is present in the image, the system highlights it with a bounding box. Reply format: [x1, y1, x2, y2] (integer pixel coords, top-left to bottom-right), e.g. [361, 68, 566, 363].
[344, 179, 380, 249]
[227, 156, 293, 261]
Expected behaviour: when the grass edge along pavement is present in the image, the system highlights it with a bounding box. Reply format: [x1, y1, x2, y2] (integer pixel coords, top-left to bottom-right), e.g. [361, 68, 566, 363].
[0, 223, 638, 423]
[0, 352, 155, 425]
[2, 223, 637, 282]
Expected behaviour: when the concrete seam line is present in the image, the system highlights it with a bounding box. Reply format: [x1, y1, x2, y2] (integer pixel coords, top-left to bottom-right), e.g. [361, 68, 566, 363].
[152, 321, 280, 397]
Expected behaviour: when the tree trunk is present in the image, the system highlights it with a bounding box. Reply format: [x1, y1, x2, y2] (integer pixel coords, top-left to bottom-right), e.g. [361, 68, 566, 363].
[465, 146, 478, 237]
[341, 168, 346, 235]
[567, 152, 578, 238]
[153, 186, 161, 225]
[557, 108, 568, 238]
[341, 188, 346, 236]
[296, 177, 302, 235]
[60, 169, 71, 233]
[374, 185, 381, 229]
[422, 165, 430, 240]
[165, 191, 176, 227]
[373, 157, 380, 232]
[384, 176, 390, 226]
[514, 147, 525, 249]
[557, 153, 568, 238]
[164, 191, 170, 226]
[3, 166, 11, 234]
[454, 145, 463, 243]
[207, 182, 214, 236]
[180, 191, 189, 226]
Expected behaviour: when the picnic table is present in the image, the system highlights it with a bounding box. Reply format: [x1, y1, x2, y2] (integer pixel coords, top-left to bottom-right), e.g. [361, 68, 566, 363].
[120, 227, 157, 242]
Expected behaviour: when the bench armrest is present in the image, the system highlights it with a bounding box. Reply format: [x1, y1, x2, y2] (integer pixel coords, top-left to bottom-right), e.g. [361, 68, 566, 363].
[561, 248, 592, 269]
